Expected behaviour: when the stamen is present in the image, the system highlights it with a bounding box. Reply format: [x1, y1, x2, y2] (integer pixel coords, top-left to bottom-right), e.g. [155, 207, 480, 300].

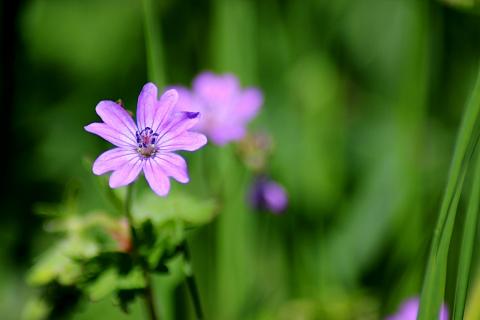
[135, 128, 159, 158]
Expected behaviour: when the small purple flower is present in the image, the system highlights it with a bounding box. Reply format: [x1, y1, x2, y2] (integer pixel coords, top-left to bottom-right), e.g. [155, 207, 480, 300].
[249, 176, 288, 214]
[386, 297, 448, 320]
[85, 83, 207, 196]
[173, 72, 263, 145]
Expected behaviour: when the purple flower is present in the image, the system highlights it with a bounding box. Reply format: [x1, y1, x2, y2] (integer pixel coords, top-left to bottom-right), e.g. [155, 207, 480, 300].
[173, 72, 263, 145]
[85, 83, 207, 196]
[386, 297, 448, 320]
[249, 176, 288, 214]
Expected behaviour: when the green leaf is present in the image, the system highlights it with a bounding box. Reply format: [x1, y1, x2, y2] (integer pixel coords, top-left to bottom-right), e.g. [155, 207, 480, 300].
[85, 267, 146, 301]
[21, 298, 51, 320]
[134, 191, 217, 227]
[453, 153, 480, 319]
[418, 66, 480, 319]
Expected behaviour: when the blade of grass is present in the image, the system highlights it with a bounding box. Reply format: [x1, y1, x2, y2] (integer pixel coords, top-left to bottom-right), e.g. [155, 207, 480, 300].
[418, 65, 480, 319]
[453, 147, 480, 319]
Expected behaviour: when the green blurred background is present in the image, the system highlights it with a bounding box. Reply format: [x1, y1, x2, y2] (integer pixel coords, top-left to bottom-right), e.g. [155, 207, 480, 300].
[2, 0, 480, 319]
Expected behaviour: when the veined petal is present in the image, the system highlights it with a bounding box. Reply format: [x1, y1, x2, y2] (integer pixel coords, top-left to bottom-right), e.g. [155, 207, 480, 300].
[159, 132, 207, 152]
[144, 159, 171, 196]
[151, 89, 179, 133]
[154, 153, 189, 183]
[137, 82, 158, 130]
[156, 111, 200, 144]
[109, 158, 143, 188]
[95, 101, 137, 137]
[85, 123, 135, 147]
[92, 148, 138, 175]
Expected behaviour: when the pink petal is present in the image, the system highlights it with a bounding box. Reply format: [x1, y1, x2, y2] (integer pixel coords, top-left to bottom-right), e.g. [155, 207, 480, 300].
[168, 86, 198, 112]
[193, 72, 239, 105]
[144, 159, 171, 196]
[136, 83, 158, 130]
[150, 89, 179, 133]
[85, 123, 135, 147]
[92, 148, 138, 175]
[236, 88, 263, 121]
[156, 111, 201, 144]
[95, 101, 137, 137]
[159, 132, 207, 152]
[211, 125, 246, 145]
[109, 158, 143, 188]
[154, 153, 189, 183]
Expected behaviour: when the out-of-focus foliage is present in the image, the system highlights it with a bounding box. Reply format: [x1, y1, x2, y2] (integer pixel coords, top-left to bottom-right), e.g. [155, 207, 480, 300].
[442, 0, 480, 11]
[23, 185, 216, 320]
[2, 0, 480, 319]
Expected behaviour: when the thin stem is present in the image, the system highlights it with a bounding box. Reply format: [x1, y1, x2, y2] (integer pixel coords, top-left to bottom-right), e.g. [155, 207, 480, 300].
[124, 184, 160, 320]
[143, 271, 160, 320]
[182, 241, 204, 320]
[142, 0, 165, 88]
[125, 184, 137, 244]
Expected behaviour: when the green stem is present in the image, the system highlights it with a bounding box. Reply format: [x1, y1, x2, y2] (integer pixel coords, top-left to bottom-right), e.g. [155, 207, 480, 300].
[142, 0, 165, 88]
[125, 184, 160, 320]
[182, 241, 204, 320]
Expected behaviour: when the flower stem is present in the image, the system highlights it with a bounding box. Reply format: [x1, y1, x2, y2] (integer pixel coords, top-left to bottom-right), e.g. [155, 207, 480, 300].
[182, 241, 204, 320]
[141, 0, 165, 88]
[125, 184, 160, 320]
[143, 271, 159, 320]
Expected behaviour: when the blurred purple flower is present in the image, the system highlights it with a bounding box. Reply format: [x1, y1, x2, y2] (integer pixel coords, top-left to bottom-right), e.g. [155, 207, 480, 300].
[85, 83, 207, 196]
[174, 72, 263, 145]
[386, 297, 448, 320]
[249, 176, 288, 214]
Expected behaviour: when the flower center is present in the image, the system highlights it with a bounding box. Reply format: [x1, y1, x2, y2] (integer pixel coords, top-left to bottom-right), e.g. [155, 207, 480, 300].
[136, 127, 159, 158]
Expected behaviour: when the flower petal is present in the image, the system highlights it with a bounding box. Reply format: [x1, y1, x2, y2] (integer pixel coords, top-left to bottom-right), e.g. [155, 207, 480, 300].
[156, 111, 201, 145]
[170, 86, 198, 112]
[264, 181, 288, 213]
[236, 88, 263, 121]
[95, 101, 137, 137]
[193, 72, 239, 105]
[210, 125, 245, 145]
[159, 132, 207, 152]
[144, 159, 171, 196]
[92, 148, 138, 175]
[85, 123, 135, 147]
[151, 89, 179, 133]
[137, 83, 158, 130]
[154, 153, 189, 183]
[109, 158, 143, 188]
